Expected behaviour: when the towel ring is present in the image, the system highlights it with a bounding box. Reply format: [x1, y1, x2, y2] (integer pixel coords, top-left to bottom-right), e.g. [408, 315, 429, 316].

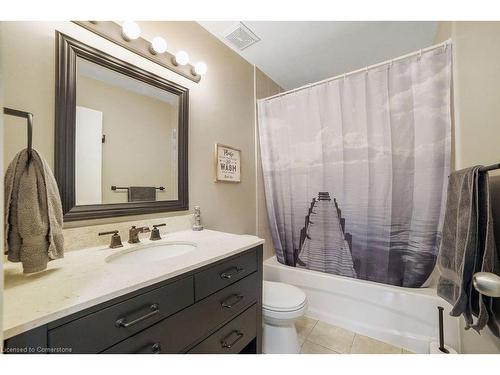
[3, 107, 33, 162]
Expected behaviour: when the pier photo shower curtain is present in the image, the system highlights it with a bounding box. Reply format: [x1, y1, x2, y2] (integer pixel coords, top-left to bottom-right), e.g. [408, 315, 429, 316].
[258, 45, 451, 287]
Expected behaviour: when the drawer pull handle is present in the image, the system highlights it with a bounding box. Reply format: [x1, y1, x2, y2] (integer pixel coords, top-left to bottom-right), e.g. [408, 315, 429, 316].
[221, 330, 244, 349]
[220, 266, 244, 280]
[115, 303, 160, 328]
[221, 294, 244, 309]
[151, 343, 161, 354]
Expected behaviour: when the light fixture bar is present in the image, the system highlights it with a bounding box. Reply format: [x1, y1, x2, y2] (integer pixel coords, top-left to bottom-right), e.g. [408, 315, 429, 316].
[73, 21, 201, 83]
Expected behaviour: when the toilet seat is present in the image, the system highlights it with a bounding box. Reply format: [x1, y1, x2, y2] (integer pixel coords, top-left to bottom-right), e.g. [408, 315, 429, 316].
[263, 281, 307, 312]
[263, 302, 307, 321]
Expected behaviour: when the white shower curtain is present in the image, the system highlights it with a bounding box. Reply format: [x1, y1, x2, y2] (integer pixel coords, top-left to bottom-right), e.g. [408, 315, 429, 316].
[258, 46, 452, 287]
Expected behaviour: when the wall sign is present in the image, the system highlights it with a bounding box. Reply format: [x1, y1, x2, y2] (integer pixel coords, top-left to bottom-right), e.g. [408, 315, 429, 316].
[214, 143, 241, 183]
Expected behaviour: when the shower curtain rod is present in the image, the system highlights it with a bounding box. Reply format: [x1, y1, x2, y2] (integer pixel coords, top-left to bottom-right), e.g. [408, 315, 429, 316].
[262, 39, 452, 102]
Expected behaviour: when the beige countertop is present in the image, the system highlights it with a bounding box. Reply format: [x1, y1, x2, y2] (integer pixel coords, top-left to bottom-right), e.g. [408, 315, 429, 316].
[3, 229, 264, 340]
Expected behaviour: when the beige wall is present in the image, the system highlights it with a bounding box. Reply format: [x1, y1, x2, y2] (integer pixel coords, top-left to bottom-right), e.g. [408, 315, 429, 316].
[448, 21, 500, 354]
[2, 21, 256, 235]
[434, 21, 452, 44]
[0, 21, 4, 348]
[77, 75, 176, 203]
[255, 68, 283, 259]
[452, 22, 500, 174]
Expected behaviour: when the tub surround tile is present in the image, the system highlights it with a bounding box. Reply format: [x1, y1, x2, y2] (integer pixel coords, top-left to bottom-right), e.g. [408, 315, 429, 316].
[300, 340, 338, 354]
[3, 229, 264, 340]
[307, 321, 356, 353]
[350, 334, 403, 354]
[296, 316, 318, 345]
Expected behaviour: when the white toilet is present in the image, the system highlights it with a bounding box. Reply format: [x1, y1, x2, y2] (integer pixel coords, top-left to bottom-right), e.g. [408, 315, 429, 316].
[262, 280, 307, 354]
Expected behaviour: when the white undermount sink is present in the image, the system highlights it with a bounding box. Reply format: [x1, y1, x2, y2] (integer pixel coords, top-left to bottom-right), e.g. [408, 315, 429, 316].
[105, 241, 197, 264]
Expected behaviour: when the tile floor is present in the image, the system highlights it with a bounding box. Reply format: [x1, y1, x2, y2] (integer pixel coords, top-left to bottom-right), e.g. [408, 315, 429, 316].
[296, 316, 414, 354]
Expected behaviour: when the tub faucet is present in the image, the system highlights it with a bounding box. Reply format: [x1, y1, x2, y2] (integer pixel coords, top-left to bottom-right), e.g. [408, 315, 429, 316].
[128, 225, 150, 244]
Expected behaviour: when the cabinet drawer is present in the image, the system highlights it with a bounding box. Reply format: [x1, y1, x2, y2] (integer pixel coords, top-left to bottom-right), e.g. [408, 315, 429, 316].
[102, 311, 184, 354]
[104, 272, 259, 354]
[48, 276, 194, 353]
[189, 304, 257, 354]
[195, 249, 257, 300]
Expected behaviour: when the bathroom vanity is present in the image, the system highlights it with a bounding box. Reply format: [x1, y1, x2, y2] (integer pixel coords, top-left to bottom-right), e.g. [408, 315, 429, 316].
[3, 230, 264, 354]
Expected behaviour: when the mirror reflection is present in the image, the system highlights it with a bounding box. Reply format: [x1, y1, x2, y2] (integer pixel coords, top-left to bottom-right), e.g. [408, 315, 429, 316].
[75, 57, 179, 205]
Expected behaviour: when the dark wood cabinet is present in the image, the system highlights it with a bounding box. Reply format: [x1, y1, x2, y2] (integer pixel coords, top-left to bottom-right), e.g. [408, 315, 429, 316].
[4, 245, 263, 354]
[194, 250, 258, 300]
[48, 276, 194, 353]
[188, 305, 257, 354]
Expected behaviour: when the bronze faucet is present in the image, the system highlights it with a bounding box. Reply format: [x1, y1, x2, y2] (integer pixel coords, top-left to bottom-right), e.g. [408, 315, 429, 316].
[150, 223, 166, 241]
[98, 230, 123, 249]
[128, 226, 150, 244]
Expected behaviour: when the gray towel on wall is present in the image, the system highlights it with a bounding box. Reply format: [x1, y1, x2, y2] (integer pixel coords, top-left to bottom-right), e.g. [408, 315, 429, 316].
[128, 186, 156, 202]
[4, 149, 64, 273]
[437, 166, 499, 338]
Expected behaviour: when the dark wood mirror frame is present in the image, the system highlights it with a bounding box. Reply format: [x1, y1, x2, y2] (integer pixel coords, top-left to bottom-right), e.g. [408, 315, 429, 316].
[55, 32, 189, 221]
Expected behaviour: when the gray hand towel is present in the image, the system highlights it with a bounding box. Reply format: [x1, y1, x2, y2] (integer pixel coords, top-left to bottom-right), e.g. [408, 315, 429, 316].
[4, 149, 64, 273]
[128, 186, 157, 202]
[479, 173, 500, 337]
[437, 166, 499, 337]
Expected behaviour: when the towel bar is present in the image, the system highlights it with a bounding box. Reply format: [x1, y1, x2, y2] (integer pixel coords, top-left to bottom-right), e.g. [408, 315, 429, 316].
[479, 163, 500, 172]
[111, 186, 165, 191]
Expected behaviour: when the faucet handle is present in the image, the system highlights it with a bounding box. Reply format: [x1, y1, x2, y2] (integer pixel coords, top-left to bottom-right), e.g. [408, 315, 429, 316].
[99, 230, 123, 249]
[150, 224, 166, 241]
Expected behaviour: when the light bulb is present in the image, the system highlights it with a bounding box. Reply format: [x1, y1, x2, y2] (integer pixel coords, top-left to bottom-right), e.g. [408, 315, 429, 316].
[121, 21, 141, 41]
[149, 36, 167, 54]
[194, 61, 208, 75]
[174, 50, 189, 66]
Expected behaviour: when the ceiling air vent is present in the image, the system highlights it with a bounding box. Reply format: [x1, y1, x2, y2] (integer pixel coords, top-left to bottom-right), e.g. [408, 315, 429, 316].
[224, 22, 260, 50]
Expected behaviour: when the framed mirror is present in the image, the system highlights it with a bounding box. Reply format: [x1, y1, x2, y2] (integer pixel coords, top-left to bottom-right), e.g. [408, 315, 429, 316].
[55, 32, 188, 221]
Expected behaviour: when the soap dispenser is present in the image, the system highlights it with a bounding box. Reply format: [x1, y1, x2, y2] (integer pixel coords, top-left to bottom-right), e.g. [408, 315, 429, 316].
[192, 206, 204, 231]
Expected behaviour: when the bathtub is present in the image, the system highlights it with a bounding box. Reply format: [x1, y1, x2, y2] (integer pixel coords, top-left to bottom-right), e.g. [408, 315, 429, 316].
[264, 257, 461, 353]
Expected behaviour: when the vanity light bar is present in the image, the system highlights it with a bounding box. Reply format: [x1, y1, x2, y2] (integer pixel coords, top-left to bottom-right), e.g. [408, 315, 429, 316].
[73, 21, 204, 83]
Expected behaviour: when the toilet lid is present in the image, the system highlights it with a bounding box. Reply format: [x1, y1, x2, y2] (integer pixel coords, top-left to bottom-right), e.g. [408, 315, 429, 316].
[263, 281, 307, 312]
